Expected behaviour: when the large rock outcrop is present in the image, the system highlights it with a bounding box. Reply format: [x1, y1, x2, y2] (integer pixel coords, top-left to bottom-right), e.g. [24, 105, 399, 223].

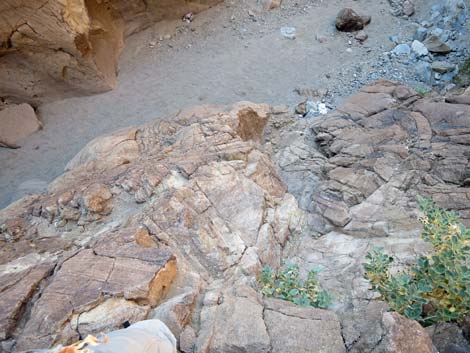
[0, 102, 346, 353]
[273, 80, 470, 352]
[0, 0, 220, 104]
[2, 81, 468, 352]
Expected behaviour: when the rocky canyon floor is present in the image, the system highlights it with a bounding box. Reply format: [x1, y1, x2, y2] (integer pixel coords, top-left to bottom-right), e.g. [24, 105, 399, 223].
[0, 0, 457, 208]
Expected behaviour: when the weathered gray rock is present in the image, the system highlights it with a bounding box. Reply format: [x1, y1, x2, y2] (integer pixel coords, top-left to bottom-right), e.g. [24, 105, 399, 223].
[411, 40, 429, 57]
[403, 0, 415, 16]
[388, 0, 415, 16]
[424, 35, 452, 53]
[264, 298, 346, 353]
[414, 26, 428, 42]
[393, 43, 411, 56]
[273, 81, 470, 351]
[431, 61, 456, 74]
[427, 322, 470, 353]
[196, 292, 270, 353]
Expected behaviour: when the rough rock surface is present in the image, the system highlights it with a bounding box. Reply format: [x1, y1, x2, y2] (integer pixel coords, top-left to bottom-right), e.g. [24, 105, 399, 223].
[388, 0, 415, 16]
[372, 312, 437, 353]
[2, 81, 465, 352]
[264, 298, 346, 353]
[0, 0, 221, 104]
[0, 102, 338, 353]
[271, 80, 468, 352]
[0, 104, 41, 148]
[335, 8, 371, 32]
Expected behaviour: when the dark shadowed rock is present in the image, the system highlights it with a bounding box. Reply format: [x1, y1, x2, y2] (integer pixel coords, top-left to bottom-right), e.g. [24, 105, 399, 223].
[424, 35, 452, 54]
[336, 8, 371, 32]
[372, 312, 437, 353]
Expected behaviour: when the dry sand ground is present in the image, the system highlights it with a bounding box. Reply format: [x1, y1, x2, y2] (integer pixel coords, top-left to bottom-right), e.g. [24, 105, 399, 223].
[0, 0, 428, 207]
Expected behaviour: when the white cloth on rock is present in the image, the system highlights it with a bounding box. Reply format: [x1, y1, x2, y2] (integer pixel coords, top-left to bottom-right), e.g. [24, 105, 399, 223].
[91, 320, 176, 353]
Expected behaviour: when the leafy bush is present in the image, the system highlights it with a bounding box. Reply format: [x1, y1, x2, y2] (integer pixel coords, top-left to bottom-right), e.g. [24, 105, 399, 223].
[364, 197, 470, 326]
[259, 264, 332, 309]
[461, 58, 470, 75]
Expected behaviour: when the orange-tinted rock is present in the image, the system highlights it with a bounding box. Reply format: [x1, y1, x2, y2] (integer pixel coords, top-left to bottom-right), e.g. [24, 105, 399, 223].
[376, 312, 437, 353]
[0, 0, 221, 104]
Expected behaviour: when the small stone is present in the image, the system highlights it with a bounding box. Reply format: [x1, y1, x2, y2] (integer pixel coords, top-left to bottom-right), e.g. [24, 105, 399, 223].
[392, 43, 411, 56]
[346, 48, 353, 53]
[316, 33, 328, 43]
[403, 0, 415, 16]
[180, 326, 197, 353]
[389, 35, 400, 44]
[415, 61, 432, 83]
[280, 26, 296, 39]
[335, 8, 371, 32]
[261, 0, 282, 10]
[431, 61, 455, 74]
[354, 31, 368, 42]
[182, 12, 193, 23]
[411, 40, 428, 57]
[317, 88, 329, 97]
[421, 21, 432, 28]
[414, 27, 428, 42]
[441, 71, 457, 82]
[424, 35, 452, 54]
[0, 104, 42, 149]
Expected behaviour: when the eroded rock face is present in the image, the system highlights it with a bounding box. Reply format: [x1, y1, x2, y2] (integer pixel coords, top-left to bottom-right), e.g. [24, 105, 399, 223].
[0, 0, 220, 104]
[0, 102, 314, 352]
[273, 80, 467, 352]
[264, 298, 346, 353]
[1, 83, 460, 352]
[372, 312, 437, 353]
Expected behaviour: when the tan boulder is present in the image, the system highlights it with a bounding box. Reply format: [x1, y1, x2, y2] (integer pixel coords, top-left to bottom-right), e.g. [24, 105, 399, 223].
[14, 248, 176, 350]
[0, 102, 306, 352]
[0, 104, 41, 148]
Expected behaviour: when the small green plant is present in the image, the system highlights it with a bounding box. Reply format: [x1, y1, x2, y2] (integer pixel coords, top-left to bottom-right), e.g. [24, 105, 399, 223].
[460, 58, 470, 75]
[259, 264, 332, 309]
[415, 86, 428, 97]
[364, 197, 470, 326]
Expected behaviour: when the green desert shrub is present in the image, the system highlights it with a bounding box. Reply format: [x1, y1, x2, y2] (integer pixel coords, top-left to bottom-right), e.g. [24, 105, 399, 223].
[259, 264, 332, 309]
[460, 58, 470, 75]
[364, 197, 470, 326]
[415, 86, 428, 97]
